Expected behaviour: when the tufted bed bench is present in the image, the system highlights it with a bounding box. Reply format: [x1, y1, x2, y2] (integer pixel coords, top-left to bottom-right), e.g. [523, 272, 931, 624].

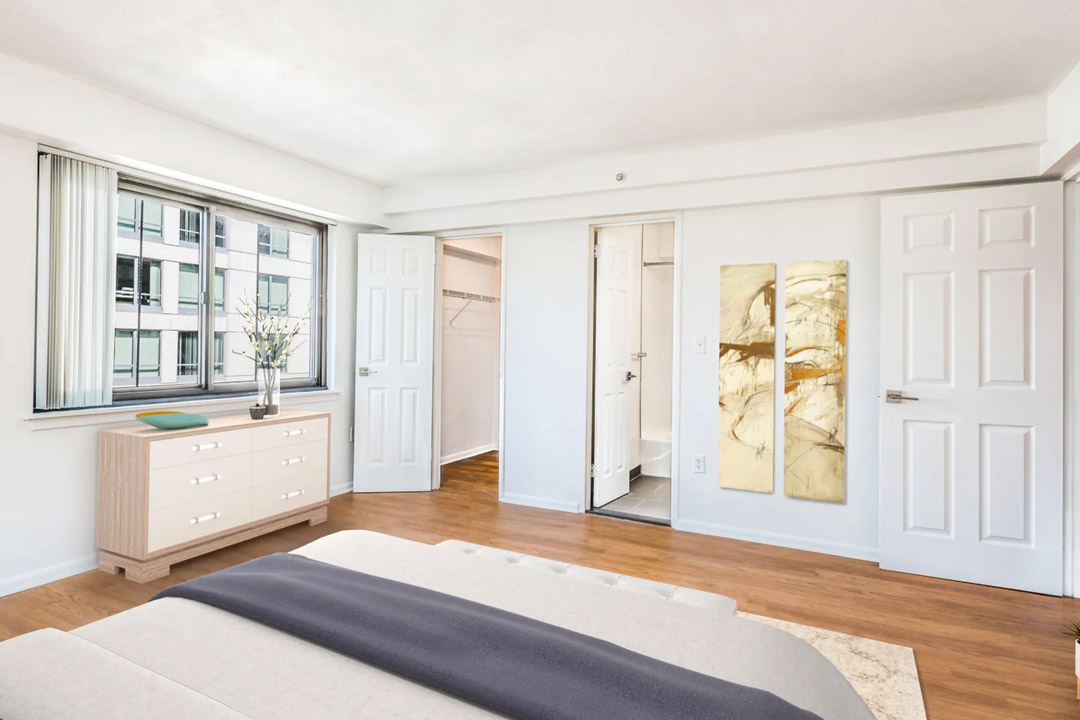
[0, 530, 872, 719]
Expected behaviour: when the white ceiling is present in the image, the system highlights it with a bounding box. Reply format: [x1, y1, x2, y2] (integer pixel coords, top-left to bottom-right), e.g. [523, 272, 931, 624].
[0, 0, 1078, 185]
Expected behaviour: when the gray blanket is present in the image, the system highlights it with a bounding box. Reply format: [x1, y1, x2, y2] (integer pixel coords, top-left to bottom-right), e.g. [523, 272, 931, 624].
[154, 553, 821, 720]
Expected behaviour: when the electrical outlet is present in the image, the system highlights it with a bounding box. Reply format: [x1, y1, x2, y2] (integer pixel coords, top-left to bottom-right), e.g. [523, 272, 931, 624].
[693, 455, 706, 473]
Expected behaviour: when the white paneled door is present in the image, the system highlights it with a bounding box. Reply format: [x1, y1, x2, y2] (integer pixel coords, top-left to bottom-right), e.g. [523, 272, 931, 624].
[592, 227, 634, 506]
[879, 182, 1063, 595]
[353, 233, 436, 492]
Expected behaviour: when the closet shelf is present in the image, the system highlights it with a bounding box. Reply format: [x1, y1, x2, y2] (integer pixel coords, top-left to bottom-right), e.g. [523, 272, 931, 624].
[443, 244, 501, 265]
[443, 288, 500, 303]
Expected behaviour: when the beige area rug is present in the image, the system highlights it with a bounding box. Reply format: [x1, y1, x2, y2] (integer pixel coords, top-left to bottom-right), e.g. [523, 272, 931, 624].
[742, 613, 927, 720]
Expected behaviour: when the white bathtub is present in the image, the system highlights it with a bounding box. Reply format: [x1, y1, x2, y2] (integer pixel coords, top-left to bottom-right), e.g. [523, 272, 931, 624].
[639, 437, 671, 478]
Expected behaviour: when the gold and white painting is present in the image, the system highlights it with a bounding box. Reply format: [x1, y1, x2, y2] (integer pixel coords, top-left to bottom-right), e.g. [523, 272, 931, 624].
[717, 263, 776, 493]
[783, 260, 847, 502]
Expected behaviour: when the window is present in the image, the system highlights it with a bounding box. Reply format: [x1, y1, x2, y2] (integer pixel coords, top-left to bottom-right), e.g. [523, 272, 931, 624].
[214, 268, 226, 311]
[179, 209, 200, 245]
[112, 330, 161, 384]
[179, 263, 199, 309]
[257, 274, 289, 314]
[103, 179, 326, 403]
[215, 215, 226, 248]
[214, 332, 225, 376]
[142, 201, 163, 238]
[139, 259, 162, 307]
[258, 224, 289, 257]
[116, 256, 136, 304]
[177, 331, 199, 378]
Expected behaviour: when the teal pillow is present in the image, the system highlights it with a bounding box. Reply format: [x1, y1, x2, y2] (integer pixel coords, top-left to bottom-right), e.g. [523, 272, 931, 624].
[137, 413, 209, 430]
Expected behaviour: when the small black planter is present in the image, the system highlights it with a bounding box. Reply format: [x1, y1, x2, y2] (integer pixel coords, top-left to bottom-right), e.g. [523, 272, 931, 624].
[249, 405, 268, 420]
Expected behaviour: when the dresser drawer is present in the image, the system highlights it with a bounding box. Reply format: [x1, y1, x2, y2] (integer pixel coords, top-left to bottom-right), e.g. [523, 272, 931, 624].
[251, 417, 328, 451]
[149, 429, 252, 470]
[147, 489, 251, 553]
[250, 439, 328, 486]
[251, 472, 328, 521]
[149, 454, 252, 511]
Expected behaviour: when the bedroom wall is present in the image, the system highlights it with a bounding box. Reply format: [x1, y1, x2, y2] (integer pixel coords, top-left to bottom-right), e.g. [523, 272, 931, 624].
[496, 197, 878, 558]
[0, 130, 361, 597]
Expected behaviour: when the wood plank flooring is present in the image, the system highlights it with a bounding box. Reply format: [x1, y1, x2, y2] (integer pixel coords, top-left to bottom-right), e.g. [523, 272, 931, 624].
[2, 451, 1078, 719]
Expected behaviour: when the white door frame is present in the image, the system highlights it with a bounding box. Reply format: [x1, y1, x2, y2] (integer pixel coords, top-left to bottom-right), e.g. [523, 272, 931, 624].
[432, 228, 506, 491]
[584, 213, 683, 523]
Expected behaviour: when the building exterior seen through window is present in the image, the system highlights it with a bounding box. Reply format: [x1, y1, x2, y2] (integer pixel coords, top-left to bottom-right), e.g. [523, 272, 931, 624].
[113, 190, 320, 395]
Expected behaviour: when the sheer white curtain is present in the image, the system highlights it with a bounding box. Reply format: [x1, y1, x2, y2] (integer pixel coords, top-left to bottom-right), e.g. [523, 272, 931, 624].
[36, 154, 118, 409]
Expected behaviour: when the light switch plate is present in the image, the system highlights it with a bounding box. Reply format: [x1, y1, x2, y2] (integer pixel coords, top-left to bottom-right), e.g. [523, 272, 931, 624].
[694, 336, 706, 354]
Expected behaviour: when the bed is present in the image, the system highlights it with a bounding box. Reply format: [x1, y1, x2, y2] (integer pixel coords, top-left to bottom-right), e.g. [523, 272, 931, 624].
[0, 530, 874, 719]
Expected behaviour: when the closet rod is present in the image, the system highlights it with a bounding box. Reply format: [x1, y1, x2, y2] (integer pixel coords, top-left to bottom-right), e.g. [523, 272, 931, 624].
[443, 288, 500, 303]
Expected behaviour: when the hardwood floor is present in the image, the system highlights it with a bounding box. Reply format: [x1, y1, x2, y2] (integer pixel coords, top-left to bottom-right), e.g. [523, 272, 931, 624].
[2, 450, 1078, 719]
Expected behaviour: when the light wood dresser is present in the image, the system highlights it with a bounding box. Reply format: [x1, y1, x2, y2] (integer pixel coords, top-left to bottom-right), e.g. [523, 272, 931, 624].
[97, 410, 330, 582]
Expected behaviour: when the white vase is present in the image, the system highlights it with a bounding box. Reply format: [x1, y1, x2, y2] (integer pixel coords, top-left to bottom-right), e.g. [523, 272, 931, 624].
[257, 366, 281, 416]
[1074, 639, 1079, 700]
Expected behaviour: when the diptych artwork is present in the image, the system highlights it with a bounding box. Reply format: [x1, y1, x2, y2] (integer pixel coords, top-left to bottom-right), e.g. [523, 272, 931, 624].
[783, 260, 847, 503]
[717, 263, 776, 493]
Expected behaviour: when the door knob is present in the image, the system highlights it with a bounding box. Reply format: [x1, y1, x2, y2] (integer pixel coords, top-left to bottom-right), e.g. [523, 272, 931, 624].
[625, 371, 638, 382]
[885, 389, 919, 404]
[358, 367, 378, 377]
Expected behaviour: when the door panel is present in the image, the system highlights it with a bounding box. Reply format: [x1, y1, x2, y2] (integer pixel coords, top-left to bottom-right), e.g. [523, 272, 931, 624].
[592, 226, 635, 507]
[353, 234, 436, 492]
[880, 182, 1062, 595]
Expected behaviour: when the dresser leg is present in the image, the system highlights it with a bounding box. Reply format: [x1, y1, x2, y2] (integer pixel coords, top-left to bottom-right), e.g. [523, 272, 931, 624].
[125, 562, 171, 584]
[307, 505, 329, 527]
[97, 555, 121, 575]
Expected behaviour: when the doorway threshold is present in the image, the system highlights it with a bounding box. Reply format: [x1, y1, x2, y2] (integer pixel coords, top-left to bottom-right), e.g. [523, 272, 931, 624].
[588, 507, 671, 527]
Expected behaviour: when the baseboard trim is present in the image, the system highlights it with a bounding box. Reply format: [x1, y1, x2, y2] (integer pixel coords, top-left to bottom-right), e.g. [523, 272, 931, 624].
[1, 553, 98, 598]
[673, 518, 879, 563]
[330, 482, 352, 497]
[441, 444, 498, 466]
[500, 491, 582, 514]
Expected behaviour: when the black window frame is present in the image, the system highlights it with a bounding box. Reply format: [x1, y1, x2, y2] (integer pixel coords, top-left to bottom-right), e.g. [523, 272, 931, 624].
[110, 179, 328, 404]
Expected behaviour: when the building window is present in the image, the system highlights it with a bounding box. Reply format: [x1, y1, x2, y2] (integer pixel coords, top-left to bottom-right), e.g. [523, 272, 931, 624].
[116, 256, 136, 304]
[214, 268, 226, 311]
[117, 196, 137, 234]
[113, 330, 134, 378]
[215, 215, 226, 248]
[177, 331, 199, 378]
[179, 209, 200, 245]
[257, 273, 289, 314]
[142, 201, 163, 238]
[258, 225, 289, 257]
[139, 259, 162, 307]
[214, 332, 225, 376]
[179, 263, 199, 309]
[113, 330, 161, 383]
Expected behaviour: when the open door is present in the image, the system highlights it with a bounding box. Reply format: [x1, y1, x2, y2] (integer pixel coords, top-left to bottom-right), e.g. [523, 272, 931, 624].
[353, 233, 436, 492]
[592, 226, 634, 506]
[879, 182, 1063, 594]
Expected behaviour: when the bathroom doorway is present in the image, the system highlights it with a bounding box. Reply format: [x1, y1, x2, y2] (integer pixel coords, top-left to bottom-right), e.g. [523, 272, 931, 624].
[588, 221, 674, 524]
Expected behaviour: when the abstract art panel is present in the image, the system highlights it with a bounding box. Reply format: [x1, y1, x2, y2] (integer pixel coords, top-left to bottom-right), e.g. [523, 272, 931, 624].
[784, 260, 847, 502]
[717, 263, 776, 493]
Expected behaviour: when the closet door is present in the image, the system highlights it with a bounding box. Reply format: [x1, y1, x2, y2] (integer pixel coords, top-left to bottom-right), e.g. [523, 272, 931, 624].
[353, 233, 436, 492]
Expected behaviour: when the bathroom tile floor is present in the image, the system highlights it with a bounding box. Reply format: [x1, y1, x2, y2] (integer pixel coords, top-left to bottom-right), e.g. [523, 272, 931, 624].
[595, 474, 671, 523]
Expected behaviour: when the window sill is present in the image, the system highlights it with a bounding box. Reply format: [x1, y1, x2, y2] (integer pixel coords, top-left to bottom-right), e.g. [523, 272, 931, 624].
[25, 388, 342, 432]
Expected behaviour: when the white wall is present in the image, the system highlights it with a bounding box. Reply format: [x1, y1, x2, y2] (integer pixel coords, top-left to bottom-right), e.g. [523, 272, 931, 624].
[0, 130, 361, 597]
[677, 197, 879, 559]
[496, 199, 879, 559]
[440, 237, 501, 463]
[501, 221, 590, 512]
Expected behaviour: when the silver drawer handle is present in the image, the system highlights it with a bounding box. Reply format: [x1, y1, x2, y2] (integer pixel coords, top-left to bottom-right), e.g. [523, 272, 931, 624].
[191, 441, 222, 452]
[281, 489, 306, 500]
[282, 428, 306, 437]
[190, 473, 221, 485]
[281, 456, 306, 466]
[189, 512, 221, 525]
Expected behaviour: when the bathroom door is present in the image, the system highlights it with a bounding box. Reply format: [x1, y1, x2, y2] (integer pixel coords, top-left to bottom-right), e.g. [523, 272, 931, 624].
[592, 226, 635, 506]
